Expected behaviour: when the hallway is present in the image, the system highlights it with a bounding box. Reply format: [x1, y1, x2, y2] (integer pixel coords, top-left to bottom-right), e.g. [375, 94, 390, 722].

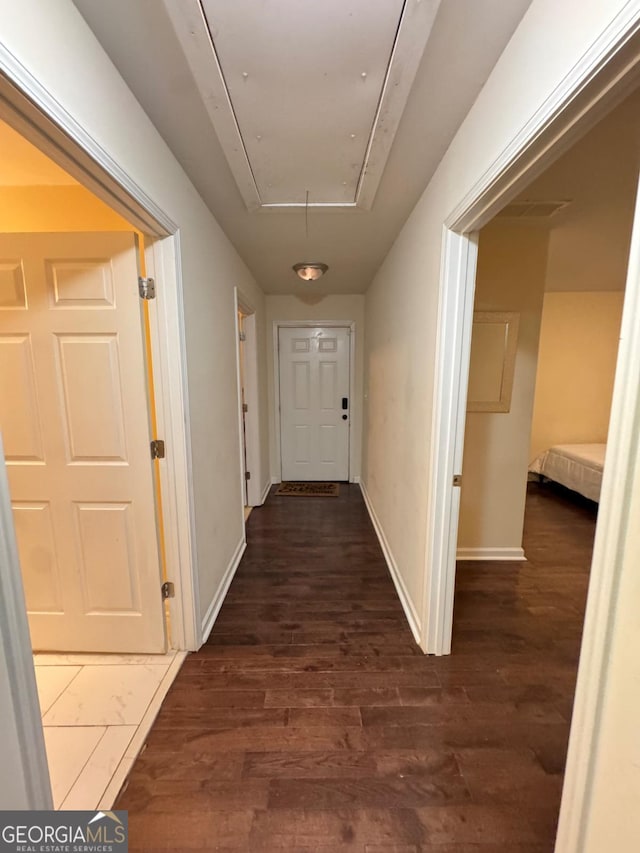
[117, 483, 593, 850]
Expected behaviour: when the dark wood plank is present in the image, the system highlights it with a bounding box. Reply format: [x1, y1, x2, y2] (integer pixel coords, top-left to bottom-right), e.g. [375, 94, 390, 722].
[118, 482, 593, 851]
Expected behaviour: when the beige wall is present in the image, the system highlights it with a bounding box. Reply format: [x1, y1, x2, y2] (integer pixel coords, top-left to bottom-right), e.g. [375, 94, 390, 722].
[265, 294, 365, 481]
[530, 291, 624, 460]
[362, 0, 631, 623]
[1, 0, 269, 634]
[458, 223, 549, 555]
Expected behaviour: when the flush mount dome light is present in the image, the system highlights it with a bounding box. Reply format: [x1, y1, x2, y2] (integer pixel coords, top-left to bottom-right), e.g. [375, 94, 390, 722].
[292, 262, 328, 281]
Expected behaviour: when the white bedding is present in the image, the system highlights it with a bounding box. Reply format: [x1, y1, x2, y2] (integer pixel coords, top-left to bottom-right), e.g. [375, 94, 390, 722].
[529, 443, 606, 502]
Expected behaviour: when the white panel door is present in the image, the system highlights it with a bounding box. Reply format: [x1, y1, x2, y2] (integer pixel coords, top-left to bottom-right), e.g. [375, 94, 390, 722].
[279, 327, 350, 481]
[0, 233, 165, 653]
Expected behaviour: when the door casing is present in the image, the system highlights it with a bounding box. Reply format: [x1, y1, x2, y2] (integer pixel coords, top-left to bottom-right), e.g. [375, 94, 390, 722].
[234, 288, 265, 509]
[422, 15, 640, 853]
[0, 50, 200, 655]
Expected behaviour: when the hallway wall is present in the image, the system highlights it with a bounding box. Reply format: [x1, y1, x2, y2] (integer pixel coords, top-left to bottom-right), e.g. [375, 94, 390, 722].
[362, 0, 632, 625]
[0, 0, 269, 643]
[458, 223, 549, 558]
[265, 294, 365, 482]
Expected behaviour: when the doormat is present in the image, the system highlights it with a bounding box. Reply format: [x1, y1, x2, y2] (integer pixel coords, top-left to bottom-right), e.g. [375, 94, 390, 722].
[275, 481, 340, 497]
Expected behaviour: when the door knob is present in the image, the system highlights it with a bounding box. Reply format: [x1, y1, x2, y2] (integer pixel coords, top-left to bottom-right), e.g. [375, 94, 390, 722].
[342, 414, 348, 420]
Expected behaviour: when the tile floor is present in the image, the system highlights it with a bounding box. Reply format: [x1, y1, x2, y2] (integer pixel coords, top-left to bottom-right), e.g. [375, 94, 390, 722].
[34, 650, 186, 810]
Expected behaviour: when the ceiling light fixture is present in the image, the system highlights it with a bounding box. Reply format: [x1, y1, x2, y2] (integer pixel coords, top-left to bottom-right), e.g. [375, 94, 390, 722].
[292, 262, 328, 282]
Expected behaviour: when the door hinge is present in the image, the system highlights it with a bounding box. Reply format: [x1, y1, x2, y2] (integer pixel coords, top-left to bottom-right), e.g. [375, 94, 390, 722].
[138, 276, 156, 299]
[238, 331, 246, 342]
[245, 470, 251, 480]
[150, 439, 165, 459]
[161, 581, 175, 600]
[453, 474, 462, 487]
[242, 403, 248, 413]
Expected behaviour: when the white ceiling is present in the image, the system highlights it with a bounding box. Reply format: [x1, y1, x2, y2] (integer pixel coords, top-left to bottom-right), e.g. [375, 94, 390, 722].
[72, 0, 533, 294]
[504, 88, 640, 293]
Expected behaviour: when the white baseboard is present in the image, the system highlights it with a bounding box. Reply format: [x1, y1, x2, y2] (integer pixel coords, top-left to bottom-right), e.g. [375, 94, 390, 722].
[456, 547, 526, 562]
[359, 481, 421, 644]
[200, 537, 247, 643]
[271, 475, 281, 485]
[259, 478, 272, 505]
[350, 475, 361, 484]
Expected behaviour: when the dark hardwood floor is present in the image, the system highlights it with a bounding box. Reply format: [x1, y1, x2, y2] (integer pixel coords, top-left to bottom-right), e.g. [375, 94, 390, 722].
[117, 482, 596, 851]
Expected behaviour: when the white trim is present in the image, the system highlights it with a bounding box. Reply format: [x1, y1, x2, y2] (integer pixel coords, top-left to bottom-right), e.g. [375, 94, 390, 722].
[260, 478, 272, 505]
[234, 290, 263, 508]
[447, 7, 640, 232]
[272, 320, 357, 483]
[423, 230, 478, 656]
[0, 33, 199, 655]
[360, 481, 421, 646]
[162, 0, 262, 212]
[425, 11, 640, 658]
[456, 547, 526, 562]
[556, 160, 640, 853]
[200, 538, 247, 643]
[261, 202, 359, 211]
[0, 439, 53, 809]
[0, 46, 176, 237]
[243, 310, 261, 505]
[354, 0, 440, 210]
[234, 293, 249, 517]
[145, 236, 200, 651]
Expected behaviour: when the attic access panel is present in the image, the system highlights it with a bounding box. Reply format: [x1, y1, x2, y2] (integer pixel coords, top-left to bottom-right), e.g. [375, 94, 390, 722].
[165, 0, 441, 211]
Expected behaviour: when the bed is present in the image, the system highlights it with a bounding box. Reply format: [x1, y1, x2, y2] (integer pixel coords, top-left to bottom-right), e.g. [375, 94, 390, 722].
[529, 443, 606, 503]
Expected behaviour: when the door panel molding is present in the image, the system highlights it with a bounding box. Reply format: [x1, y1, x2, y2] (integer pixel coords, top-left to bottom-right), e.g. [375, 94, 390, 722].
[272, 320, 357, 483]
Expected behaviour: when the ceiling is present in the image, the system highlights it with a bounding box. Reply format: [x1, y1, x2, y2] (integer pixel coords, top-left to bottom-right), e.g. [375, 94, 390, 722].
[499, 87, 640, 293]
[72, 0, 533, 294]
[165, 0, 439, 211]
[0, 120, 77, 186]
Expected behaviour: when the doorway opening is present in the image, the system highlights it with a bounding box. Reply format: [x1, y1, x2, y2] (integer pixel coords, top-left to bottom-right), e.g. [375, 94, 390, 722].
[455, 85, 639, 848]
[0, 118, 167, 654]
[458, 79, 636, 563]
[427, 71, 640, 849]
[237, 307, 250, 519]
[234, 289, 263, 522]
[0, 117, 189, 809]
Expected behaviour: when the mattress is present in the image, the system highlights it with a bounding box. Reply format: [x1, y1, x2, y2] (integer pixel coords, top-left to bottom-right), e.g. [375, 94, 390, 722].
[529, 443, 606, 502]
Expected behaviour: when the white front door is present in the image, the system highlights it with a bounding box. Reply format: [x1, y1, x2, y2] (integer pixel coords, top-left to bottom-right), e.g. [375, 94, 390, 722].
[0, 232, 165, 653]
[279, 326, 350, 481]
